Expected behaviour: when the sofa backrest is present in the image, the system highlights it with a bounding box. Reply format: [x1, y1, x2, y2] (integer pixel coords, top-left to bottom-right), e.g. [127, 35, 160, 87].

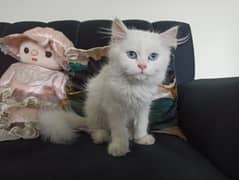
[0, 20, 195, 85]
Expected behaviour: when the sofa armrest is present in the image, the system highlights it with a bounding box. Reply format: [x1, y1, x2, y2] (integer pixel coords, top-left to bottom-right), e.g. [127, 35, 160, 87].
[177, 77, 239, 179]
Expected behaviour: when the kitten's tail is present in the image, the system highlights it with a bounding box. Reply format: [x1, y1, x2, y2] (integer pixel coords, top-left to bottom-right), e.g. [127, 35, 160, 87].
[38, 110, 87, 144]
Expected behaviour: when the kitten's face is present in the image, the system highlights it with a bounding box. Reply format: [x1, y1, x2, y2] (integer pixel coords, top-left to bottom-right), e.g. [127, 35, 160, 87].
[109, 19, 178, 83]
[112, 30, 170, 81]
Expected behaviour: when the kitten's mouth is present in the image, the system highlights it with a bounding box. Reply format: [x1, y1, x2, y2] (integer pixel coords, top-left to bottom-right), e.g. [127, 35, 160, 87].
[127, 73, 147, 81]
[135, 74, 147, 80]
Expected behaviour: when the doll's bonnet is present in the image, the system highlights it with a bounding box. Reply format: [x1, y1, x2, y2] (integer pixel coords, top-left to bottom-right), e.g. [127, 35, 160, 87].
[0, 27, 73, 69]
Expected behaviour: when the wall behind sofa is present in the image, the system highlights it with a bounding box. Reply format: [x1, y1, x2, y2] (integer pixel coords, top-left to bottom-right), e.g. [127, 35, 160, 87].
[0, 0, 238, 79]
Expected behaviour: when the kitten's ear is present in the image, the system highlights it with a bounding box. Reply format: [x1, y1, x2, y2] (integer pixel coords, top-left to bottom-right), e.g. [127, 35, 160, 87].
[111, 18, 128, 43]
[159, 26, 179, 48]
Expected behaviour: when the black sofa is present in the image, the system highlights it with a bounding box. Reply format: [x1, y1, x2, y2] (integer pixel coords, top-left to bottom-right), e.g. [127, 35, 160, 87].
[0, 20, 238, 180]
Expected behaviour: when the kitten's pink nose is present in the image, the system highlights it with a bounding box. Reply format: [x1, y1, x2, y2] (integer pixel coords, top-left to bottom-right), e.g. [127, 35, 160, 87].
[137, 64, 147, 71]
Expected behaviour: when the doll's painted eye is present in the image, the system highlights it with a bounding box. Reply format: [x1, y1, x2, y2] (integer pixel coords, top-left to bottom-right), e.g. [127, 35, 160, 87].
[24, 47, 29, 54]
[45, 51, 52, 58]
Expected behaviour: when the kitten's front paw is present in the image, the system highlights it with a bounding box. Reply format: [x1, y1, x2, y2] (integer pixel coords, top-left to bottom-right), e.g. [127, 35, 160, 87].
[91, 129, 110, 144]
[108, 141, 130, 157]
[134, 134, 155, 145]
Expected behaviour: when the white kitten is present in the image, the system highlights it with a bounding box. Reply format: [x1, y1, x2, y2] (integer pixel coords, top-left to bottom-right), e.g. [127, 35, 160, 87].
[39, 19, 178, 156]
[83, 19, 178, 156]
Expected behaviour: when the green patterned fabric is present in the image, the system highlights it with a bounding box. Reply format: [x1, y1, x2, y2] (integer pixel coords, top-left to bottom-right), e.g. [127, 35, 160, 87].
[148, 48, 178, 131]
[149, 98, 177, 130]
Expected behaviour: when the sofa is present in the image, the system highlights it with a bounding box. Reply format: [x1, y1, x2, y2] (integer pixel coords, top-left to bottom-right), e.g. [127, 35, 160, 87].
[0, 19, 238, 180]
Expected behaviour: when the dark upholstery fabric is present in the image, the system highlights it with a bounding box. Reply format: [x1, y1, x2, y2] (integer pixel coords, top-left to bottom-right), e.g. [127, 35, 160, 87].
[178, 77, 239, 180]
[1, 21, 47, 35]
[0, 134, 228, 180]
[0, 23, 9, 36]
[76, 20, 111, 48]
[48, 20, 81, 46]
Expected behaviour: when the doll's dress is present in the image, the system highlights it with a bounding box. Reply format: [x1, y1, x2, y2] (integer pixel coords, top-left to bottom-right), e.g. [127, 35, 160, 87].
[0, 63, 68, 141]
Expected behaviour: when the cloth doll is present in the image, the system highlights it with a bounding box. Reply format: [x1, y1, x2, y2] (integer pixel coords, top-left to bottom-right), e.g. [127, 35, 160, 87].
[0, 27, 110, 143]
[0, 27, 73, 141]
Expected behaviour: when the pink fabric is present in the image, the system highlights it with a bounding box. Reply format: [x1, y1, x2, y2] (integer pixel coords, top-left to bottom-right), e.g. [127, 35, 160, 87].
[0, 62, 68, 101]
[8, 108, 39, 123]
[1, 27, 73, 70]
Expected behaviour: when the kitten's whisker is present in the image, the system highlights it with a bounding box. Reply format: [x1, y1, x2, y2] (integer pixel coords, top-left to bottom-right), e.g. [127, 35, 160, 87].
[98, 31, 112, 36]
[178, 34, 190, 42]
[99, 27, 111, 31]
[98, 27, 112, 41]
[98, 27, 112, 35]
[177, 34, 190, 45]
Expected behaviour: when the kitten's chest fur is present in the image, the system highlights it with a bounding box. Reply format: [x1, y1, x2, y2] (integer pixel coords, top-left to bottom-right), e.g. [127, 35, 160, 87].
[111, 77, 155, 108]
[98, 65, 156, 114]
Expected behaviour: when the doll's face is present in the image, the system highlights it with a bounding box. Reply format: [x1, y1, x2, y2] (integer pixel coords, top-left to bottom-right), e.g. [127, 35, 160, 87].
[19, 41, 61, 70]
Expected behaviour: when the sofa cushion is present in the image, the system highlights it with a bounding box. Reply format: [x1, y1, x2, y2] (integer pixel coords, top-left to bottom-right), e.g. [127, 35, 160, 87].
[178, 78, 239, 180]
[0, 133, 228, 180]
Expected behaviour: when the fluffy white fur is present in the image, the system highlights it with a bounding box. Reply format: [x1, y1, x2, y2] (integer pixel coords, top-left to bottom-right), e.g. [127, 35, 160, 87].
[38, 110, 85, 144]
[39, 19, 178, 157]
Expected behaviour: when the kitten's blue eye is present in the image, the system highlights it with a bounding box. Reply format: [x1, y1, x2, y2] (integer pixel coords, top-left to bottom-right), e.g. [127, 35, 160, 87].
[148, 53, 158, 61]
[126, 51, 137, 59]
